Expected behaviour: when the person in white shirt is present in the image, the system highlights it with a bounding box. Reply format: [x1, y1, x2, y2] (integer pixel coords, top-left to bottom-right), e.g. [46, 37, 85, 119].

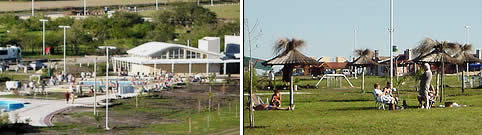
[373, 83, 395, 110]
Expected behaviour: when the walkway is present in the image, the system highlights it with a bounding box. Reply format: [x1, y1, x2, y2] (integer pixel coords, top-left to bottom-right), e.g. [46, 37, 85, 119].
[1, 93, 138, 127]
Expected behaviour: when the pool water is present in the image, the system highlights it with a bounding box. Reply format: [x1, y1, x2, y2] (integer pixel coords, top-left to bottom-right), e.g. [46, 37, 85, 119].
[0, 100, 25, 112]
[81, 81, 140, 86]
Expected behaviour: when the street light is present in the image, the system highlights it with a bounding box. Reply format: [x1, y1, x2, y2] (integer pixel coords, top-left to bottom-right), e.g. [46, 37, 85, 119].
[388, 0, 394, 89]
[84, 0, 87, 16]
[40, 19, 48, 56]
[156, 0, 159, 10]
[32, 0, 35, 16]
[59, 26, 71, 75]
[98, 46, 116, 130]
[93, 57, 97, 116]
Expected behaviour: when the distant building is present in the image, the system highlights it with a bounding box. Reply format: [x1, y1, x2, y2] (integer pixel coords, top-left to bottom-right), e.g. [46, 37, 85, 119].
[112, 36, 240, 76]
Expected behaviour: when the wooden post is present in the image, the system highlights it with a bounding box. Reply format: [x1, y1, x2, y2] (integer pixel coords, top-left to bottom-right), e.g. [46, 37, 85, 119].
[441, 61, 445, 103]
[290, 76, 294, 110]
[462, 64, 465, 93]
[198, 98, 201, 113]
[189, 117, 192, 133]
[217, 103, 220, 115]
[362, 67, 365, 92]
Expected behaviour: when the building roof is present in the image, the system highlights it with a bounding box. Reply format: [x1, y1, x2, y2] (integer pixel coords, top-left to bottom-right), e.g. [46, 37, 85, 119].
[322, 62, 348, 69]
[112, 56, 239, 64]
[126, 42, 223, 57]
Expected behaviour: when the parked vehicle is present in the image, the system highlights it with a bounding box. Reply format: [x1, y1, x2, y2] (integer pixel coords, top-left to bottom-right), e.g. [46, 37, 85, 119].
[0, 46, 21, 62]
[6, 81, 21, 91]
[29, 60, 47, 70]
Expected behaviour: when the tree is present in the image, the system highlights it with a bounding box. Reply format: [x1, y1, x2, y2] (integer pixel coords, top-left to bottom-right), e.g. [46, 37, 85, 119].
[153, 4, 217, 29]
[146, 23, 175, 42]
[129, 23, 153, 39]
[4, 25, 26, 46]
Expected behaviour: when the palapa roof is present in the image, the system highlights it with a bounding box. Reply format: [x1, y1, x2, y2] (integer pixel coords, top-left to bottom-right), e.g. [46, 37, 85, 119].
[453, 53, 482, 63]
[351, 56, 378, 66]
[410, 51, 458, 64]
[264, 49, 319, 65]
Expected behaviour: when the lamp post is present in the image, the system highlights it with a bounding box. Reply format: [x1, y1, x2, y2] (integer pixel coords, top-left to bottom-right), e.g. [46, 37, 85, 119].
[40, 19, 48, 55]
[98, 46, 116, 130]
[388, 0, 394, 89]
[84, 0, 87, 16]
[156, 0, 159, 10]
[32, 0, 34, 16]
[93, 58, 97, 116]
[59, 26, 70, 74]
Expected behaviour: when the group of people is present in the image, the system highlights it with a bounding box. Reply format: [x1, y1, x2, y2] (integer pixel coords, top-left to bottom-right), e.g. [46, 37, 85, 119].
[372, 82, 398, 110]
[372, 63, 437, 110]
[250, 90, 289, 111]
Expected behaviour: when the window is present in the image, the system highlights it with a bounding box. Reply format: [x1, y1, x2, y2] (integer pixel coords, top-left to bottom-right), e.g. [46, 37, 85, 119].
[0, 50, 7, 55]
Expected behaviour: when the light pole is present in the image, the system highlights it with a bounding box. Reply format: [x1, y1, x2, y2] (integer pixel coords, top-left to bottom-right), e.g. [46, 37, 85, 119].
[93, 58, 97, 116]
[389, 0, 394, 89]
[59, 26, 71, 74]
[465, 25, 471, 73]
[40, 19, 48, 56]
[98, 46, 116, 130]
[156, 0, 159, 10]
[31, 0, 34, 16]
[353, 28, 358, 79]
[84, 0, 87, 16]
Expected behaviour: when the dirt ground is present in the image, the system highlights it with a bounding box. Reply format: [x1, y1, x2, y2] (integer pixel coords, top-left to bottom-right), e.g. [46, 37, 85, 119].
[37, 83, 240, 134]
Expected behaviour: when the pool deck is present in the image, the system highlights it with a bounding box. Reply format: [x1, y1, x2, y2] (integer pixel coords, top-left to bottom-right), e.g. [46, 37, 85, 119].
[0, 92, 138, 127]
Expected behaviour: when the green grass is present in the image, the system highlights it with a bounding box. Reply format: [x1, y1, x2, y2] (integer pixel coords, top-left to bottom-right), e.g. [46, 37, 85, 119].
[38, 96, 239, 134]
[206, 4, 240, 20]
[138, 4, 240, 21]
[245, 75, 482, 134]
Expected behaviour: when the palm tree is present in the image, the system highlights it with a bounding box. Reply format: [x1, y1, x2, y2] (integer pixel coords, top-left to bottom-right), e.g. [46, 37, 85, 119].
[264, 38, 319, 110]
[351, 49, 378, 92]
[411, 38, 461, 103]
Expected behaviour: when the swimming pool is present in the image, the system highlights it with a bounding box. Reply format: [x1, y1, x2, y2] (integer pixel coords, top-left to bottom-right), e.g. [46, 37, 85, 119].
[0, 100, 25, 112]
[81, 81, 141, 86]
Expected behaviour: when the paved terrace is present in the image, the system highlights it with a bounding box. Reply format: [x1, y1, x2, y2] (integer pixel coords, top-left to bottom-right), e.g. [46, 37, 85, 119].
[1, 93, 138, 127]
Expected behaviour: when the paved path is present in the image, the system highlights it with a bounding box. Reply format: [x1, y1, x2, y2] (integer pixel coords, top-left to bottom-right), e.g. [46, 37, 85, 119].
[1, 93, 138, 127]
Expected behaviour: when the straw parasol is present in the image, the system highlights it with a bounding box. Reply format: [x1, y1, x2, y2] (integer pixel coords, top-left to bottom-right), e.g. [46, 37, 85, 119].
[263, 38, 319, 110]
[350, 49, 378, 92]
[411, 38, 462, 103]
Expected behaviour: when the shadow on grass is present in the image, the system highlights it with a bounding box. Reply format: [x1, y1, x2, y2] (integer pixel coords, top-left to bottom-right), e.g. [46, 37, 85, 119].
[244, 126, 269, 129]
[328, 107, 375, 111]
[319, 99, 371, 102]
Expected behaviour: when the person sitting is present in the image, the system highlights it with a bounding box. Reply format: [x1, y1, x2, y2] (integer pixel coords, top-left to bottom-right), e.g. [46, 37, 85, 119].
[383, 82, 398, 105]
[373, 83, 395, 110]
[270, 90, 281, 107]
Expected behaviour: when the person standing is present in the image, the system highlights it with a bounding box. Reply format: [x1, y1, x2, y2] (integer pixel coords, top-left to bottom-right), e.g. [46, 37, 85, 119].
[419, 63, 432, 109]
[268, 70, 275, 90]
[64, 91, 70, 104]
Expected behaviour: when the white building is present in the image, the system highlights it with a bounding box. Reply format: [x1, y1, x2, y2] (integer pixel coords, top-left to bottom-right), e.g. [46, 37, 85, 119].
[112, 36, 240, 76]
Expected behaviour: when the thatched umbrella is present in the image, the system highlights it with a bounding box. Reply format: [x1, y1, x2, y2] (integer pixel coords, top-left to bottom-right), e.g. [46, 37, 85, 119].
[453, 44, 481, 93]
[263, 38, 319, 110]
[350, 49, 378, 92]
[411, 38, 461, 103]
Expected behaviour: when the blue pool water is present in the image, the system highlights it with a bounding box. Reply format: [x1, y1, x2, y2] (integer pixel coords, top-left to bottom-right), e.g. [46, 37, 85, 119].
[81, 81, 140, 86]
[0, 100, 25, 112]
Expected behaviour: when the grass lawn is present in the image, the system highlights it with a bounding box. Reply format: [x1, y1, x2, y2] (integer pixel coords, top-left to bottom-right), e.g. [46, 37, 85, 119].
[36, 94, 240, 134]
[244, 75, 482, 134]
[206, 4, 240, 20]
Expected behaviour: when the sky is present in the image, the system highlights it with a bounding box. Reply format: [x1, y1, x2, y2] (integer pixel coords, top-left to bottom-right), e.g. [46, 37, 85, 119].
[244, 0, 482, 61]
